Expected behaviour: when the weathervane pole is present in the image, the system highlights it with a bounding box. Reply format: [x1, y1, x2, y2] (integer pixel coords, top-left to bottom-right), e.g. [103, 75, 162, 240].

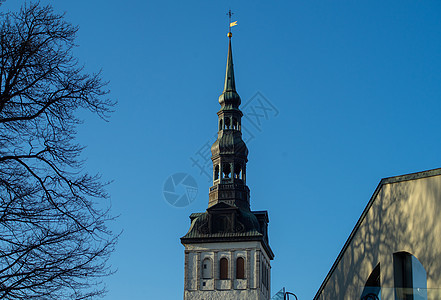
[227, 10, 233, 39]
[227, 9, 237, 39]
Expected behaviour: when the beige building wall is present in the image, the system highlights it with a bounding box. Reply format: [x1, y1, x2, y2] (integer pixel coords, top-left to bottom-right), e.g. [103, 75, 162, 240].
[315, 169, 441, 300]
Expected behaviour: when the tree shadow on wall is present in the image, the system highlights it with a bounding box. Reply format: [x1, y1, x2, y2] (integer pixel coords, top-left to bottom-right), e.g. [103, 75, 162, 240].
[317, 177, 441, 299]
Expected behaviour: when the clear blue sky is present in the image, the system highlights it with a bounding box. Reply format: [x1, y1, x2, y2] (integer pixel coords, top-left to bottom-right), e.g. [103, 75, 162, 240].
[4, 1, 441, 299]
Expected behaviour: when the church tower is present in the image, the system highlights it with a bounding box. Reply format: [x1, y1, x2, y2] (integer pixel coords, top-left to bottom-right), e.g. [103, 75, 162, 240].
[181, 23, 274, 300]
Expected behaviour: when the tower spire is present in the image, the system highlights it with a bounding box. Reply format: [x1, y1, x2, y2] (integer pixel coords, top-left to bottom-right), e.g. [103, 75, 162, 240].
[223, 36, 236, 92]
[209, 18, 248, 210]
[181, 20, 274, 299]
[219, 14, 241, 109]
[224, 10, 236, 93]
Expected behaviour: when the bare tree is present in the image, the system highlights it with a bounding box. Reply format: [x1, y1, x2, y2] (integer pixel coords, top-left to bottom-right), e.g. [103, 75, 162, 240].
[0, 2, 117, 299]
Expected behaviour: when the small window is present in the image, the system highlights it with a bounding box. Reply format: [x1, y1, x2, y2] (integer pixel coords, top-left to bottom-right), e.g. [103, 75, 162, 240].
[224, 118, 230, 129]
[214, 165, 219, 180]
[223, 163, 231, 178]
[236, 257, 245, 279]
[220, 258, 228, 279]
[261, 261, 269, 289]
[202, 258, 212, 279]
[234, 164, 241, 179]
[265, 264, 268, 288]
[219, 119, 223, 131]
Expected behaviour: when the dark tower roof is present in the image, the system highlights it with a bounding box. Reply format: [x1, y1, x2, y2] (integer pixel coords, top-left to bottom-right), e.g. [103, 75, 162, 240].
[223, 39, 236, 92]
[218, 39, 241, 110]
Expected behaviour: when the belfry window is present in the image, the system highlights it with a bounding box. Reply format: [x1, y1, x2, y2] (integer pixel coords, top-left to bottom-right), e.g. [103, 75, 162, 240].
[232, 117, 238, 130]
[223, 163, 231, 178]
[202, 258, 212, 279]
[219, 119, 223, 131]
[220, 258, 229, 279]
[224, 117, 230, 129]
[214, 165, 219, 180]
[234, 164, 242, 179]
[236, 257, 245, 279]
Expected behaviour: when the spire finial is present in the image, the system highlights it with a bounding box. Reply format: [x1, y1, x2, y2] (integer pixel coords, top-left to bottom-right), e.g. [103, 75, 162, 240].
[219, 11, 241, 106]
[223, 30, 235, 93]
[227, 9, 237, 39]
[228, 10, 233, 35]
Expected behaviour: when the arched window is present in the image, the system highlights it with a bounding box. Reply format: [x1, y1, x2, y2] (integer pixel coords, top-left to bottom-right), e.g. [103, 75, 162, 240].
[223, 163, 231, 178]
[224, 118, 230, 129]
[220, 257, 229, 279]
[236, 257, 245, 279]
[394, 252, 427, 300]
[202, 258, 212, 279]
[234, 164, 242, 179]
[214, 165, 219, 180]
[232, 117, 238, 130]
[360, 263, 380, 300]
[219, 119, 223, 131]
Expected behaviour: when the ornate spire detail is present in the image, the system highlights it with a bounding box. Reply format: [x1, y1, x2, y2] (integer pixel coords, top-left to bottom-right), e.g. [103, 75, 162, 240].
[181, 19, 274, 268]
[218, 38, 241, 109]
[209, 30, 249, 210]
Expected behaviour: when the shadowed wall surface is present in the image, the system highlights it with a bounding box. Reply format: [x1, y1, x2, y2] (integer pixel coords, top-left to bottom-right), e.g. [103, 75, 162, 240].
[315, 168, 441, 300]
